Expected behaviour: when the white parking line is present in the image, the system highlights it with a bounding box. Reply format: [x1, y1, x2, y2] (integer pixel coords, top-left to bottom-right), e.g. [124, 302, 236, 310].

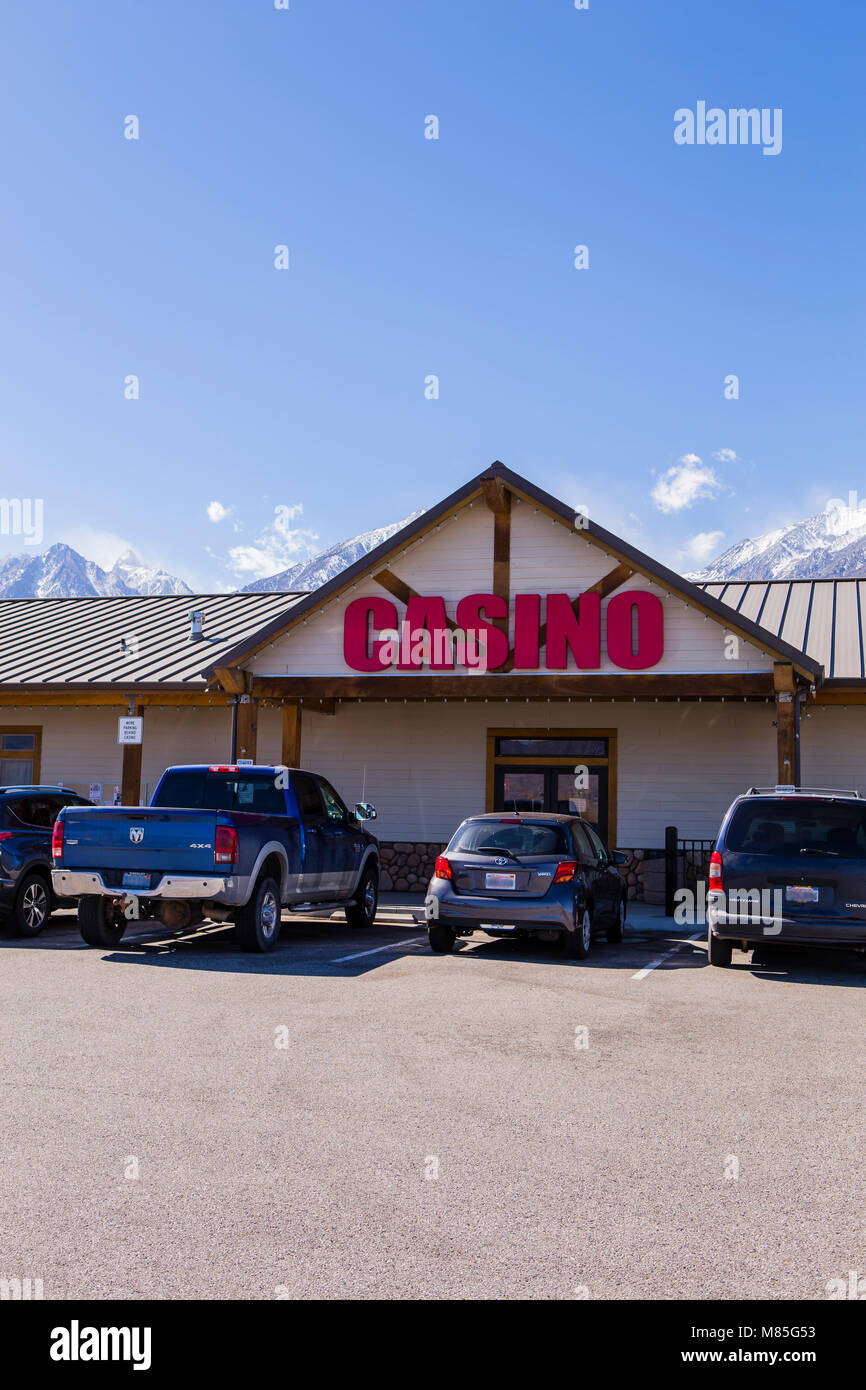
[631, 932, 702, 980]
[332, 936, 429, 964]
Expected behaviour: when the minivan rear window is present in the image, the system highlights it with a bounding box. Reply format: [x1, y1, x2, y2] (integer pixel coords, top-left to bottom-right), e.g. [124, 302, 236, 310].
[152, 772, 286, 815]
[448, 820, 570, 857]
[726, 799, 866, 859]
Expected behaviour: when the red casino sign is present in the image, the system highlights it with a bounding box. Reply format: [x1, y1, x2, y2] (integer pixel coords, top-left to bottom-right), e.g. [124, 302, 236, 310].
[343, 591, 664, 672]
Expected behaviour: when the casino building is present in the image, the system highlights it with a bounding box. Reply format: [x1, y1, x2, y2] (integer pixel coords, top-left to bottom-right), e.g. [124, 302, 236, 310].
[0, 463, 861, 902]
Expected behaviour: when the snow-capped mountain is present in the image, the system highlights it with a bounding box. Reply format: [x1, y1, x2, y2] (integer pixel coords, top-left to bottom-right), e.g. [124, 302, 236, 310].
[688, 499, 866, 582]
[0, 544, 192, 599]
[241, 511, 426, 593]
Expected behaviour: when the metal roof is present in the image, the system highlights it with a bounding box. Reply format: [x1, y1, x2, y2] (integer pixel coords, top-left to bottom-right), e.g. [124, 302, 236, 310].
[0, 592, 303, 687]
[699, 580, 866, 681]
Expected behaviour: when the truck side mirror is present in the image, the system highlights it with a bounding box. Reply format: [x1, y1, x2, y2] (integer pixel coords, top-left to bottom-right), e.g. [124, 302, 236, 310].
[354, 802, 377, 821]
[613, 850, 628, 866]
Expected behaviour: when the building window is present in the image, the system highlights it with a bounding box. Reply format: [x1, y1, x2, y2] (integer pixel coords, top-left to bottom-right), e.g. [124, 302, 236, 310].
[0, 728, 42, 786]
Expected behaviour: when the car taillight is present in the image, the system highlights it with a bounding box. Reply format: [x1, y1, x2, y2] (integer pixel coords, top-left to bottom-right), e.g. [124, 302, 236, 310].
[709, 851, 723, 891]
[0, 831, 13, 842]
[553, 860, 577, 883]
[214, 825, 238, 865]
[434, 856, 452, 880]
[51, 818, 64, 860]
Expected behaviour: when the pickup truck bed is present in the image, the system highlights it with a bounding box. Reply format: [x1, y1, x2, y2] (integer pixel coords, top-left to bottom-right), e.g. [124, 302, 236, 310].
[52, 764, 379, 952]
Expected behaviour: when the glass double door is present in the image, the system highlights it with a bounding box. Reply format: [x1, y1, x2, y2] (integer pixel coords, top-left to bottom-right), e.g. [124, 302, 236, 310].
[493, 764, 609, 841]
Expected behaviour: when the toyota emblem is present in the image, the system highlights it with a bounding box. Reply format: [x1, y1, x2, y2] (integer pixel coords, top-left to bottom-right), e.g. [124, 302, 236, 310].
[494, 857, 508, 865]
[130, 826, 144, 844]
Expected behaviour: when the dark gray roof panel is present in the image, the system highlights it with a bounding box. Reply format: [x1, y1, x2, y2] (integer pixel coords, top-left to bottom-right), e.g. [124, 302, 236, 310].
[0, 593, 302, 686]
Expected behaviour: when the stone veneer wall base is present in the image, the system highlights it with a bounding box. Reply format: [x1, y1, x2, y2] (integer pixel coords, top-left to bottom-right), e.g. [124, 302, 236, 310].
[377, 841, 672, 905]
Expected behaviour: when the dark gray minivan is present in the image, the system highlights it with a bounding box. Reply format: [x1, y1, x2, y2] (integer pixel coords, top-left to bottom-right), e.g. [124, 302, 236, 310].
[707, 786, 866, 965]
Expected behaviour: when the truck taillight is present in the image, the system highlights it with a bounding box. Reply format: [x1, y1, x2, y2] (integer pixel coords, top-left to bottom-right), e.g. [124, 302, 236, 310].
[709, 851, 723, 891]
[51, 818, 64, 860]
[553, 860, 577, 883]
[209, 765, 238, 773]
[434, 856, 452, 880]
[215, 826, 238, 865]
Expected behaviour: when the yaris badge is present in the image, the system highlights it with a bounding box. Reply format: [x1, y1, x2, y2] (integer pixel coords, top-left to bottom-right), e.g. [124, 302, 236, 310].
[130, 827, 144, 844]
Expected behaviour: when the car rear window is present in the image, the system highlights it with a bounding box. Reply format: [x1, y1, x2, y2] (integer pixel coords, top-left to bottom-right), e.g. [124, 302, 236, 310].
[725, 799, 866, 859]
[152, 772, 286, 815]
[448, 820, 570, 856]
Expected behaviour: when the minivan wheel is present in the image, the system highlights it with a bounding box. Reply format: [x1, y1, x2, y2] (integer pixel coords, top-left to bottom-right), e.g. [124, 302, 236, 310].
[564, 906, 592, 960]
[428, 923, 456, 954]
[11, 872, 52, 937]
[607, 892, 626, 944]
[707, 924, 733, 967]
[235, 876, 281, 953]
[78, 895, 127, 948]
[345, 863, 378, 929]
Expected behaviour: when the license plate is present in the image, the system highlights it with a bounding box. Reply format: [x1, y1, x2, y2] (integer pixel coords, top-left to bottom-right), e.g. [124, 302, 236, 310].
[485, 872, 516, 890]
[786, 885, 819, 903]
[122, 871, 151, 889]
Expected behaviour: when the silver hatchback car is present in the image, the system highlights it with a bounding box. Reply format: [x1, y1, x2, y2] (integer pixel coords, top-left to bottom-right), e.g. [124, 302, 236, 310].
[425, 812, 627, 959]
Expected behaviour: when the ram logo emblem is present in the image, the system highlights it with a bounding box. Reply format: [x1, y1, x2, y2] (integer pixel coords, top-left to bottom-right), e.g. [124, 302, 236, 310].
[129, 826, 144, 844]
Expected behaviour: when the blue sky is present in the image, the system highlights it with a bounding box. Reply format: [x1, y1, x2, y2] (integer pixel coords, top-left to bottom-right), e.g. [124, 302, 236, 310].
[1, 0, 863, 588]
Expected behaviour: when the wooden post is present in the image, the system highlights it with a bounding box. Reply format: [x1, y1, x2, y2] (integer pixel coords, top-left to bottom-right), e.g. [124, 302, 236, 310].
[121, 702, 143, 806]
[281, 701, 302, 767]
[235, 695, 258, 762]
[774, 663, 797, 785]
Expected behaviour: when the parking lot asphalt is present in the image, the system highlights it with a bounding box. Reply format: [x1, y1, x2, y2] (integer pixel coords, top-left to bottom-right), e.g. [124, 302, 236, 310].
[2, 896, 865, 1301]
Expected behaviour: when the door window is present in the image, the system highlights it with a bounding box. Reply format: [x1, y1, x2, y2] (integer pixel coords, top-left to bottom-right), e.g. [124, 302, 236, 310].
[316, 778, 349, 822]
[292, 772, 326, 821]
[584, 824, 610, 862]
[572, 822, 597, 863]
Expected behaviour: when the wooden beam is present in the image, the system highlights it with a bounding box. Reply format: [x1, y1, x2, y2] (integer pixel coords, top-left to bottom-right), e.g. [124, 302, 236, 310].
[121, 703, 143, 806]
[0, 689, 232, 707]
[373, 569, 460, 631]
[773, 664, 797, 783]
[235, 697, 258, 761]
[584, 561, 636, 600]
[254, 672, 776, 701]
[213, 666, 247, 695]
[281, 701, 302, 766]
[481, 475, 510, 514]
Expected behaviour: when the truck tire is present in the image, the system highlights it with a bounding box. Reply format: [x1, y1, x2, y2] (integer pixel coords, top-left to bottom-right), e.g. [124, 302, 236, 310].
[11, 871, 53, 937]
[78, 895, 128, 948]
[707, 925, 733, 967]
[345, 863, 378, 929]
[235, 875, 281, 953]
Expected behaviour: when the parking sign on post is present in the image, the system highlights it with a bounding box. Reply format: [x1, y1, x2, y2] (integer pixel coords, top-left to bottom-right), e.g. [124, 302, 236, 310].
[118, 716, 143, 745]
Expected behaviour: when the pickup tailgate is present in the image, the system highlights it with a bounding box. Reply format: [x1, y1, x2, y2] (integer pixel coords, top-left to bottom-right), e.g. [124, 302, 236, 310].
[59, 807, 222, 876]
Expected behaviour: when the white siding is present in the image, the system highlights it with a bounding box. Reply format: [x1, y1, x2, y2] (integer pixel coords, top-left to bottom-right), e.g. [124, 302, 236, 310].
[299, 699, 781, 847]
[248, 496, 774, 678]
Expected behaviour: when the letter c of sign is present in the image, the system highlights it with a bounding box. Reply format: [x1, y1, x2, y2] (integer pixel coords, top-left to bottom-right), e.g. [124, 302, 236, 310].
[343, 596, 399, 672]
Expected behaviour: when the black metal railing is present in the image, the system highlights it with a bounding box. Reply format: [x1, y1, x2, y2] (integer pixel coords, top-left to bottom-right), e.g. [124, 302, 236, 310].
[664, 827, 715, 915]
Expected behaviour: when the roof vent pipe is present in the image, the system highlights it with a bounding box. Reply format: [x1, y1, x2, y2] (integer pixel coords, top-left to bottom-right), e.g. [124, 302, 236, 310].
[189, 609, 205, 642]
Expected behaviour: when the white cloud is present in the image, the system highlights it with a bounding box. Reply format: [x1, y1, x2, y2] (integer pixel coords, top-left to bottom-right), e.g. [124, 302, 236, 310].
[207, 500, 231, 523]
[713, 448, 738, 464]
[651, 454, 721, 513]
[683, 530, 725, 564]
[226, 501, 319, 580]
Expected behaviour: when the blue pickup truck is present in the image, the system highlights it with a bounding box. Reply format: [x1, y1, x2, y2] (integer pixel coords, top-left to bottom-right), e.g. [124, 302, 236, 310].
[51, 764, 379, 952]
